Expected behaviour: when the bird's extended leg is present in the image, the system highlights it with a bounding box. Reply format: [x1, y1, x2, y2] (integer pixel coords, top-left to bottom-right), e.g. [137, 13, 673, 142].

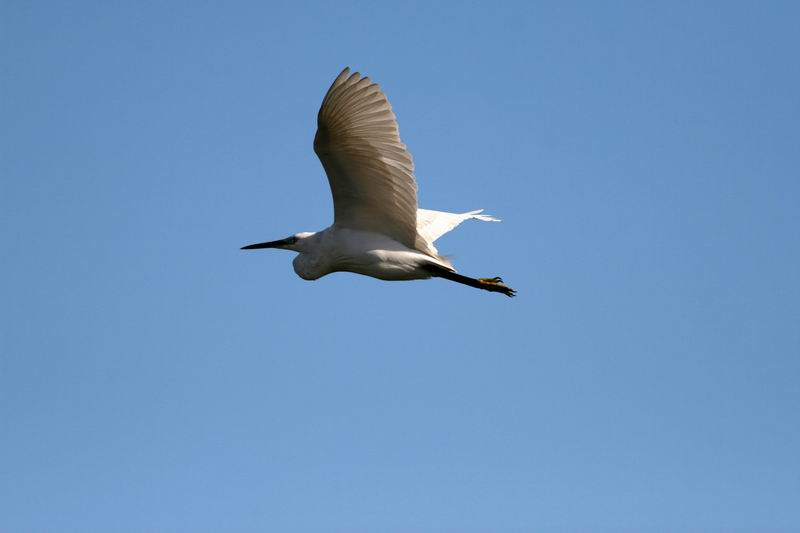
[423, 264, 516, 297]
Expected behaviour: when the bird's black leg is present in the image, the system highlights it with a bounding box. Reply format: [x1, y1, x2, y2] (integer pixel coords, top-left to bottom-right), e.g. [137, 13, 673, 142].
[423, 263, 516, 297]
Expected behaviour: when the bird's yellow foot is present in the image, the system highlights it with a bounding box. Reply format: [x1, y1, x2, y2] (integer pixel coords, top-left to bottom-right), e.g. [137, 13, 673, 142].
[478, 277, 516, 297]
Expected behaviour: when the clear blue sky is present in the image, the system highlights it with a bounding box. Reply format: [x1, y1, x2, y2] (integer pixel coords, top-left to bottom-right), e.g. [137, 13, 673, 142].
[2, 2, 799, 532]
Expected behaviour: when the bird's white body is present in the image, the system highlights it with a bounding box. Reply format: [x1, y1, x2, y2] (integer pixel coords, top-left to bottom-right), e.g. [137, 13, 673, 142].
[289, 208, 495, 281]
[242, 68, 515, 296]
[291, 228, 441, 281]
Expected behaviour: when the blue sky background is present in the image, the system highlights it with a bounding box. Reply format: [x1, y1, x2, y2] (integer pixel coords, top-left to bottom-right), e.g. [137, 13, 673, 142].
[2, 2, 799, 532]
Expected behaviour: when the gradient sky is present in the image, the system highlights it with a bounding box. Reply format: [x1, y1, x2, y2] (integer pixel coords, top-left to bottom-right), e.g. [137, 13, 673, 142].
[2, 2, 799, 532]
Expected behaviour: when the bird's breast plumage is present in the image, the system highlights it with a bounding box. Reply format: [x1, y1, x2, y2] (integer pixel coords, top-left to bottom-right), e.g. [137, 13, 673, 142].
[292, 253, 329, 280]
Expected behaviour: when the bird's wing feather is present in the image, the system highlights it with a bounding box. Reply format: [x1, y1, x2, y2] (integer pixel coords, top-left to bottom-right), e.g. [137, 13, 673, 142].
[416, 209, 500, 251]
[314, 68, 433, 253]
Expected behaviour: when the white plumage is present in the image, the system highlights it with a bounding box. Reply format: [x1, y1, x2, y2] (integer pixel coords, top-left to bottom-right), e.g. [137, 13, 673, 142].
[242, 68, 515, 297]
[416, 209, 500, 255]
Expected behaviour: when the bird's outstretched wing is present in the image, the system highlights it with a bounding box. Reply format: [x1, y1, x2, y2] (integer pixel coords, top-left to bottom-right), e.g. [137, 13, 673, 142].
[314, 68, 433, 254]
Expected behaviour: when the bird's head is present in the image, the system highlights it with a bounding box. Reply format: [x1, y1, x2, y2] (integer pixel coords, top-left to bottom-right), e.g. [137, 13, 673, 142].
[241, 232, 316, 253]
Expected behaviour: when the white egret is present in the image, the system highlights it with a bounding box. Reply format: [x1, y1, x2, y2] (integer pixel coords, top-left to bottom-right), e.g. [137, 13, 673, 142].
[242, 68, 515, 297]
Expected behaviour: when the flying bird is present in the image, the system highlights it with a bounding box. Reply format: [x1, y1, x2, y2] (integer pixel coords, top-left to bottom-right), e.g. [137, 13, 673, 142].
[242, 67, 515, 297]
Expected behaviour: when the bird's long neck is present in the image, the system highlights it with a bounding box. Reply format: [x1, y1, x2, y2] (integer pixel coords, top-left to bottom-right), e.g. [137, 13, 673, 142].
[291, 231, 331, 280]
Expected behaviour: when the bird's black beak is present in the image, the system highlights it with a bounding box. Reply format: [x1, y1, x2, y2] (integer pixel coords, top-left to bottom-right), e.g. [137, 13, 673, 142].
[241, 238, 290, 250]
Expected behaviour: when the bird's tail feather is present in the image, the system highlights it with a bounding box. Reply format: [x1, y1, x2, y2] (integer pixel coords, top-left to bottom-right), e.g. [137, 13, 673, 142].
[416, 208, 501, 247]
[464, 209, 501, 223]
